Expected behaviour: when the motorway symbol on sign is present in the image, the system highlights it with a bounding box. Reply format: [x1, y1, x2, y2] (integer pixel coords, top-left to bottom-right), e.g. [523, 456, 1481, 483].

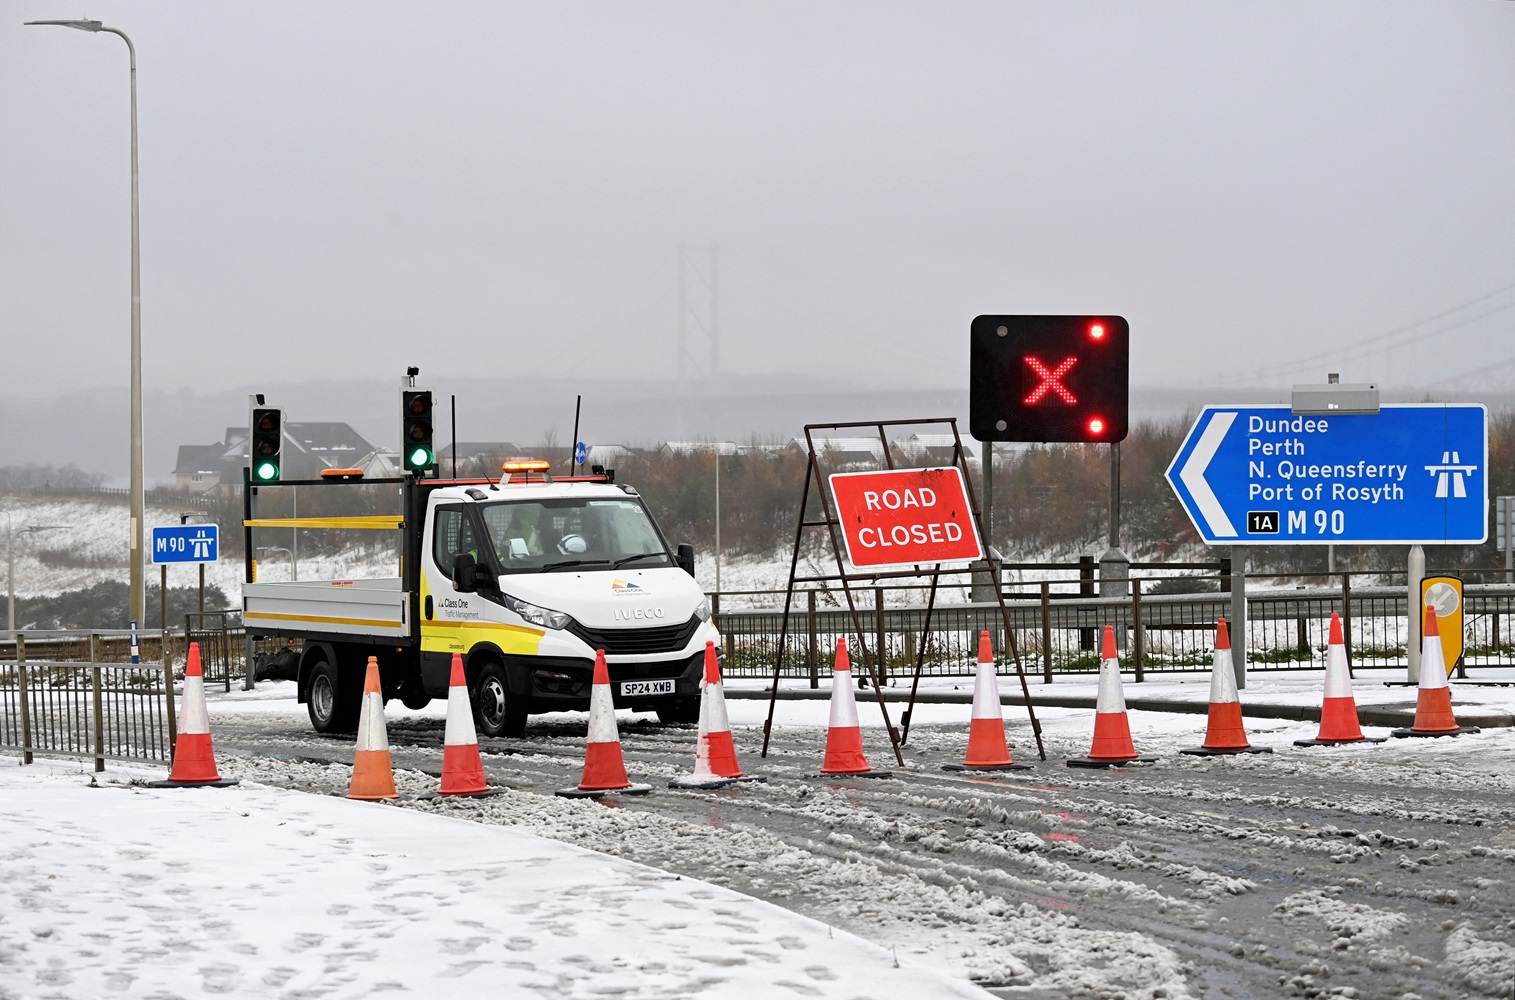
[828, 467, 983, 570]
[151, 524, 219, 564]
[1165, 404, 1487, 545]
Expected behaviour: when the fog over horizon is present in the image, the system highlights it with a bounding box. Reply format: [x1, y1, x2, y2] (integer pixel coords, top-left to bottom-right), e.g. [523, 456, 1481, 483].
[3, 2, 1513, 478]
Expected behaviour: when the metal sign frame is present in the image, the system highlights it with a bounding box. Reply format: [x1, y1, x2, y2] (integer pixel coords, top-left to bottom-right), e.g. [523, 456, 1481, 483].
[760, 417, 1045, 763]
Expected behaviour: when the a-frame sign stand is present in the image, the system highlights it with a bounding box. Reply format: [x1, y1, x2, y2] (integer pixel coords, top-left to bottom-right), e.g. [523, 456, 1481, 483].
[759, 417, 1045, 763]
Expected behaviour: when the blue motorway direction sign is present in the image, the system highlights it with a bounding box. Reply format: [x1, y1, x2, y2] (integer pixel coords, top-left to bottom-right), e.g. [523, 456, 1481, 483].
[1166, 405, 1487, 545]
[151, 524, 219, 564]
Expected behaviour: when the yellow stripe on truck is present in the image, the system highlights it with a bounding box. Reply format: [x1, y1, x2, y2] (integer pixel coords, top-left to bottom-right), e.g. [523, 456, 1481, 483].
[245, 611, 403, 629]
[420, 620, 546, 656]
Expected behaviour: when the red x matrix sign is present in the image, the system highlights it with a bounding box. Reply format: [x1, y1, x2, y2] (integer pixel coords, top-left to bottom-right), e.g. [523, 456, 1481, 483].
[969, 314, 1130, 443]
[828, 467, 984, 570]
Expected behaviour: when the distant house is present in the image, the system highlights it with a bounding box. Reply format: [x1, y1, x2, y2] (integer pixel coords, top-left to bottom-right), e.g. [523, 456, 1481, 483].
[785, 436, 897, 468]
[173, 422, 380, 493]
[662, 441, 739, 457]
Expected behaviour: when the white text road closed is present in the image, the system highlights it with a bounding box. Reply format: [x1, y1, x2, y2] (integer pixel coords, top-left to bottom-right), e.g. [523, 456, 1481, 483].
[1165, 404, 1487, 545]
[828, 467, 983, 570]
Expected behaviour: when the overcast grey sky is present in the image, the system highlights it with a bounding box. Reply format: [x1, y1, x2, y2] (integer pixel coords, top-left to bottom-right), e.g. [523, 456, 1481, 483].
[4, 1, 1513, 401]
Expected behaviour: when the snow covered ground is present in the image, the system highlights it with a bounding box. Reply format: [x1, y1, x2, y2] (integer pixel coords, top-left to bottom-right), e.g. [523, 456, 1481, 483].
[0, 755, 988, 1000]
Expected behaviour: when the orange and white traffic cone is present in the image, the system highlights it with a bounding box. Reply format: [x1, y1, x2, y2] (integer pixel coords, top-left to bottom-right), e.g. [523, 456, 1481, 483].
[438, 653, 493, 796]
[1296, 613, 1385, 747]
[1068, 626, 1155, 768]
[816, 638, 891, 779]
[944, 631, 1029, 772]
[1180, 618, 1271, 757]
[1392, 607, 1481, 739]
[348, 656, 399, 801]
[149, 641, 239, 788]
[671, 642, 765, 789]
[557, 650, 652, 797]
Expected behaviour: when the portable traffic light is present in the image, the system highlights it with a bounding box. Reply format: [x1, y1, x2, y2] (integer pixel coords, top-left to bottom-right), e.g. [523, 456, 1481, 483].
[249, 407, 284, 482]
[401, 389, 435, 474]
[970, 315, 1129, 443]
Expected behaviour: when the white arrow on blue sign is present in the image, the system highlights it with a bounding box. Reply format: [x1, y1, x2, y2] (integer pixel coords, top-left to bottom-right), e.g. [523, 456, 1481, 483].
[1165, 404, 1487, 545]
[151, 524, 219, 564]
[574, 441, 588, 465]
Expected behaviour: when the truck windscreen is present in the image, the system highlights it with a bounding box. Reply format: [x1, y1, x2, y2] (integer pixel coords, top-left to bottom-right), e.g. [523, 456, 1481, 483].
[479, 498, 673, 572]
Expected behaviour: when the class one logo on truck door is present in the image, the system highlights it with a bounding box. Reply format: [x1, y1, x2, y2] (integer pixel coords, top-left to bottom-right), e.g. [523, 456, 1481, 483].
[614, 606, 667, 621]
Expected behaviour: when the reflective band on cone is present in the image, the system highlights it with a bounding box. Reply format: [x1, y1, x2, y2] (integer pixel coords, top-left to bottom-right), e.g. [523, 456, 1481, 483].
[558, 650, 652, 797]
[817, 638, 890, 778]
[439, 653, 491, 796]
[1068, 626, 1154, 768]
[944, 631, 1029, 772]
[1296, 614, 1385, 747]
[349, 657, 399, 801]
[671, 642, 765, 789]
[1181, 618, 1271, 757]
[150, 642, 239, 788]
[1393, 607, 1479, 739]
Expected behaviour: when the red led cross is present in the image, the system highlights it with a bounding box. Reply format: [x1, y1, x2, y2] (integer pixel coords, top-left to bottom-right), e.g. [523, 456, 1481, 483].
[1023, 356, 1078, 405]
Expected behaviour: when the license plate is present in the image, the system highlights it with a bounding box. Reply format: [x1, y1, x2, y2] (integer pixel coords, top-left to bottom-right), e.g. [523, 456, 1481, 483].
[619, 679, 674, 697]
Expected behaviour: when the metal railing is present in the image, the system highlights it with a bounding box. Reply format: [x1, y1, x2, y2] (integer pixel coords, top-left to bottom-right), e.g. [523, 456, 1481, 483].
[710, 580, 1515, 682]
[0, 634, 177, 770]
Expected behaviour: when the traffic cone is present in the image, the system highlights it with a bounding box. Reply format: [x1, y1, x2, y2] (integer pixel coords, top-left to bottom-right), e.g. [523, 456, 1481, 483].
[671, 642, 765, 789]
[816, 638, 891, 778]
[1180, 618, 1271, 756]
[557, 650, 652, 797]
[1296, 613, 1385, 747]
[944, 631, 1029, 772]
[149, 642, 239, 788]
[348, 656, 399, 801]
[438, 653, 493, 796]
[1068, 626, 1156, 768]
[1392, 607, 1481, 738]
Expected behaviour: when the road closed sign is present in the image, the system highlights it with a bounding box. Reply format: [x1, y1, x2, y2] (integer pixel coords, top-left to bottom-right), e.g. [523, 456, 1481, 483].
[828, 467, 983, 570]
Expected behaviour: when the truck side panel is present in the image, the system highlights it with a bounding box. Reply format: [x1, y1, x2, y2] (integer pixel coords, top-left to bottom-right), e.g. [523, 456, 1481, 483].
[244, 579, 409, 639]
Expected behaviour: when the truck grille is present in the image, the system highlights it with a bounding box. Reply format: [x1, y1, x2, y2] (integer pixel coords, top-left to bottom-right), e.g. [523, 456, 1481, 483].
[567, 614, 702, 656]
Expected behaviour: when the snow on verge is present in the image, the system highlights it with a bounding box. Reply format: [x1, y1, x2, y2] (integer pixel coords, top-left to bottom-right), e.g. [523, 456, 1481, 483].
[0, 757, 988, 1000]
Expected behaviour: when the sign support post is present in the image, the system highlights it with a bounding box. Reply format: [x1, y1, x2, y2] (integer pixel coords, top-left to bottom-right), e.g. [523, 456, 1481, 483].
[1230, 546, 1247, 689]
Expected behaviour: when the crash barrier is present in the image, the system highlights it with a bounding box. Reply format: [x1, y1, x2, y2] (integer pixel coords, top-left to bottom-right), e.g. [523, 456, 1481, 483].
[710, 579, 1515, 681]
[0, 633, 176, 770]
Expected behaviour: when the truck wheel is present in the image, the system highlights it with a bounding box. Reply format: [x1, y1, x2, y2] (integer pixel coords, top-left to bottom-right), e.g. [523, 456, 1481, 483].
[308, 659, 360, 734]
[657, 697, 701, 725]
[474, 662, 526, 738]
[399, 684, 432, 711]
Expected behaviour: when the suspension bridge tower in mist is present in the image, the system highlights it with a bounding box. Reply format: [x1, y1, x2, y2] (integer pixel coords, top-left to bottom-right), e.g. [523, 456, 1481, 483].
[676, 243, 720, 438]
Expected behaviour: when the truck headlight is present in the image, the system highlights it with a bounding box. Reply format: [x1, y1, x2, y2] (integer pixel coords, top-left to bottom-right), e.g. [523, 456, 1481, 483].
[695, 596, 712, 622]
[504, 594, 571, 630]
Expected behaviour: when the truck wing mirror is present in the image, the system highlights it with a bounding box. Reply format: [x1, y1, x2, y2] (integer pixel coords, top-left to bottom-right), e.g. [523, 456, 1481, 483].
[676, 543, 695, 578]
[452, 553, 478, 593]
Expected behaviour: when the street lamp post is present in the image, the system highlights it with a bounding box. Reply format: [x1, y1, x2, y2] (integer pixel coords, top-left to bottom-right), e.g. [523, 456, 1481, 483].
[25, 18, 145, 629]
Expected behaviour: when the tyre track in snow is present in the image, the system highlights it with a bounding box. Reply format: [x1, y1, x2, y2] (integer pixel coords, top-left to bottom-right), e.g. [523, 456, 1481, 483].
[211, 709, 1515, 999]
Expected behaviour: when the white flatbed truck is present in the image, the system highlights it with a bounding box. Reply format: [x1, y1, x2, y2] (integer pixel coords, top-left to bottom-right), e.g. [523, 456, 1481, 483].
[242, 465, 717, 736]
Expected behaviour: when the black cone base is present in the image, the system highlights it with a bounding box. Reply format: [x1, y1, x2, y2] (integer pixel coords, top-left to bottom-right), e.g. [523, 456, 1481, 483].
[1066, 755, 1159, 769]
[555, 782, 654, 799]
[146, 778, 241, 788]
[942, 761, 1033, 772]
[1179, 745, 1272, 757]
[1390, 726, 1480, 739]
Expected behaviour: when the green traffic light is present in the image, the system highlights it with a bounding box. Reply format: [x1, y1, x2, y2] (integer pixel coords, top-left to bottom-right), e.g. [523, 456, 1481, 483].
[255, 462, 279, 481]
[409, 447, 433, 469]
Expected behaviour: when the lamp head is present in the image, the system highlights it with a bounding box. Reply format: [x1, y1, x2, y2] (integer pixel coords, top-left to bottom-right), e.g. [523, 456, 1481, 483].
[25, 19, 105, 31]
